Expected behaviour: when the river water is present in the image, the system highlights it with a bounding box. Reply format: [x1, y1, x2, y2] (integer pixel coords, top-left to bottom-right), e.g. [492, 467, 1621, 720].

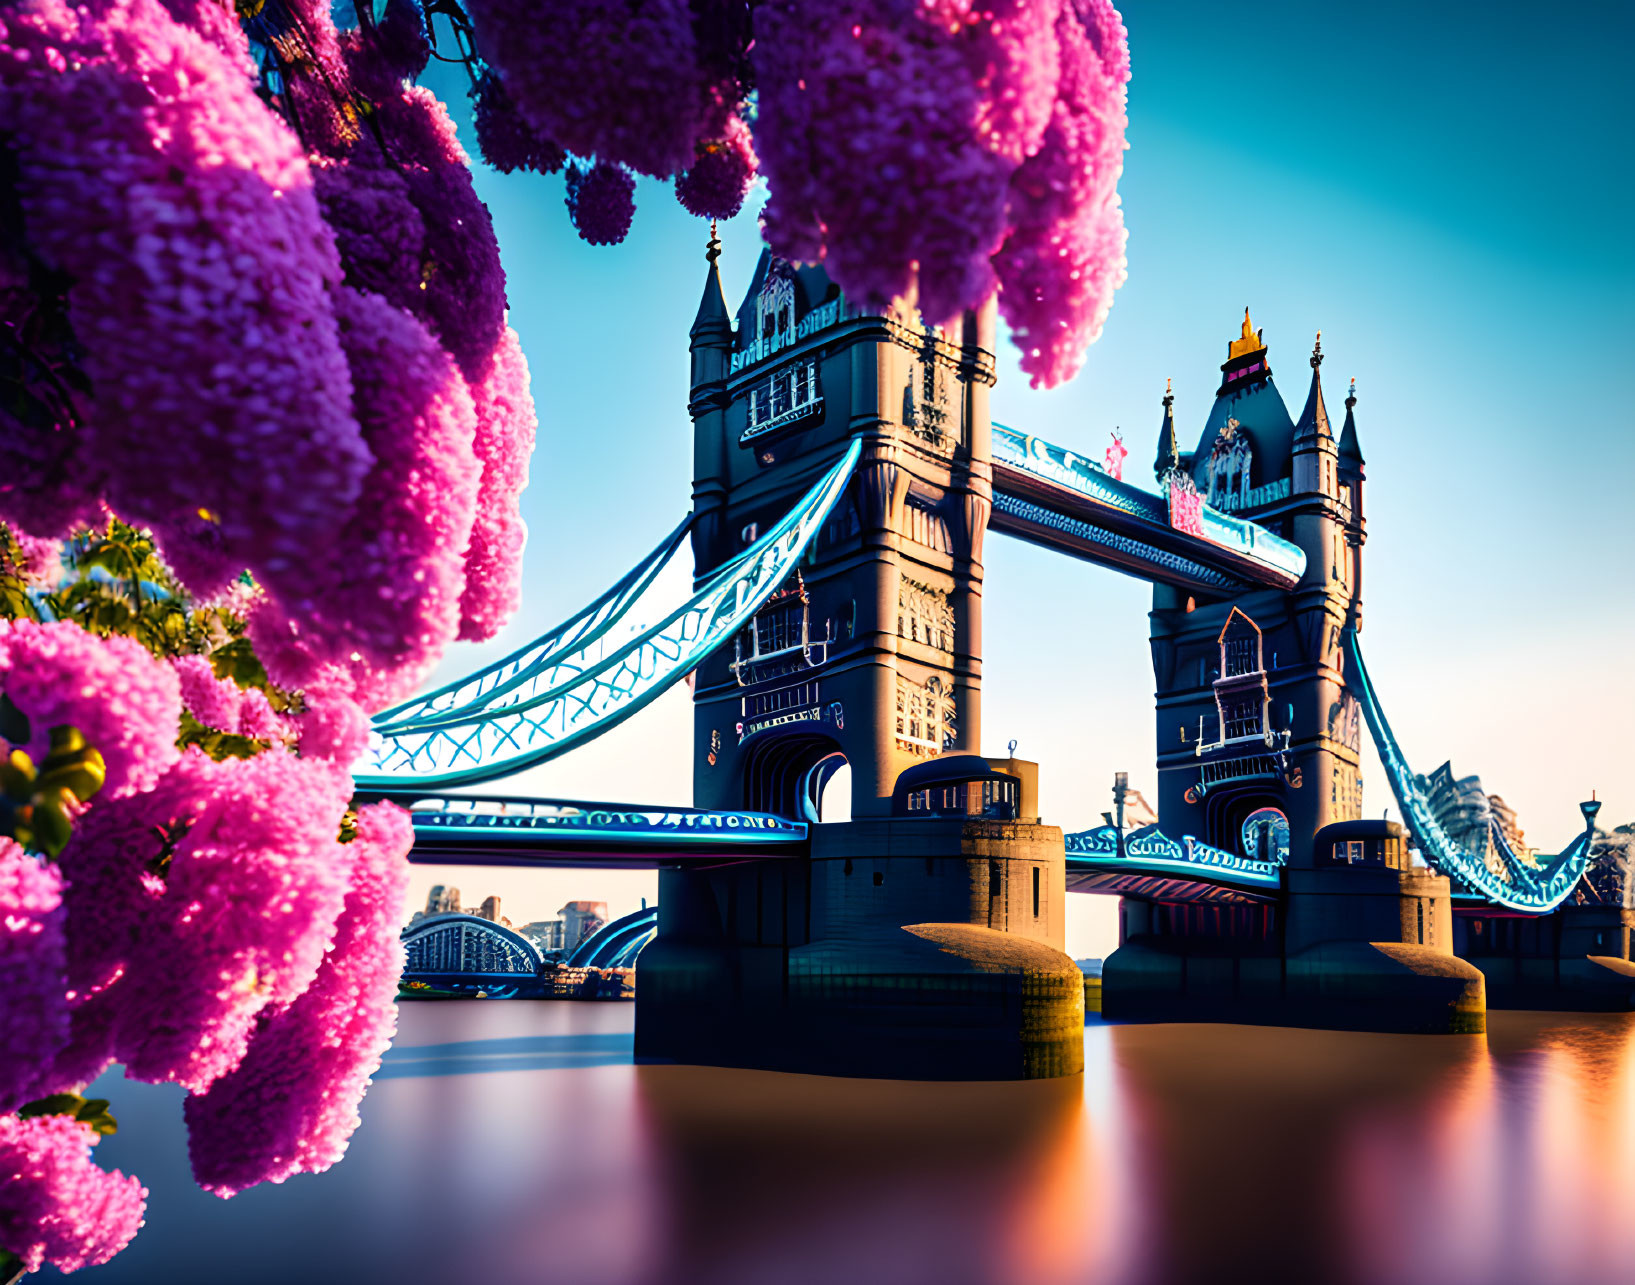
[65, 1004, 1635, 1285]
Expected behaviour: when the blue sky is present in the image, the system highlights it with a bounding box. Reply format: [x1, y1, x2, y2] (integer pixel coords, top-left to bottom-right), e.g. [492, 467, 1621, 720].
[407, 3, 1635, 950]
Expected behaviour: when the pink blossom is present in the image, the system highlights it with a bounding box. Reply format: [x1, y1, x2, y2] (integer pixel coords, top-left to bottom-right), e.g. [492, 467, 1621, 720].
[754, 0, 1019, 324]
[676, 109, 758, 221]
[472, 71, 565, 176]
[566, 161, 637, 246]
[105, 749, 355, 1092]
[172, 653, 242, 734]
[3, 531, 64, 586]
[171, 653, 286, 742]
[375, 84, 510, 385]
[993, 0, 1130, 387]
[0, 839, 69, 1112]
[249, 289, 481, 711]
[0, 1113, 146, 1274]
[0, 618, 181, 799]
[235, 688, 287, 744]
[294, 685, 372, 767]
[464, 0, 708, 178]
[313, 153, 428, 322]
[0, 0, 370, 597]
[186, 801, 412, 1196]
[459, 326, 535, 642]
[49, 775, 168, 1092]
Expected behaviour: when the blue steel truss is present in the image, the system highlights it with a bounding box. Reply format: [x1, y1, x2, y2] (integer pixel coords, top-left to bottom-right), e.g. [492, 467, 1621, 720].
[401, 912, 543, 976]
[1342, 628, 1591, 912]
[991, 492, 1241, 591]
[356, 442, 863, 789]
[991, 422, 1308, 583]
[1064, 822, 1285, 893]
[397, 792, 807, 848]
[565, 906, 658, 969]
[373, 517, 692, 731]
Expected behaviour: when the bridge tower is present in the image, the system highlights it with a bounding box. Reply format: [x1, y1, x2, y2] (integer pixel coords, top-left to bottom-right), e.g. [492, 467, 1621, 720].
[1147, 318, 1367, 866]
[686, 237, 995, 820]
[1116, 316, 1482, 1031]
[637, 240, 1082, 1079]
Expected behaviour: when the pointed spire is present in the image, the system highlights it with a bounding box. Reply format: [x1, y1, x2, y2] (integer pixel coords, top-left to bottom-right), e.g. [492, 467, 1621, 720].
[1154, 377, 1179, 480]
[1338, 376, 1365, 467]
[1293, 331, 1331, 445]
[690, 220, 733, 347]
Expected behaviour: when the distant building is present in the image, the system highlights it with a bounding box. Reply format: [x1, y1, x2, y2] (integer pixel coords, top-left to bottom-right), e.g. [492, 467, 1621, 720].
[479, 895, 502, 923]
[1102, 775, 1158, 831]
[426, 884, 461, 915]
[560, 901, 608, 948]
[519, 920, 566, 952]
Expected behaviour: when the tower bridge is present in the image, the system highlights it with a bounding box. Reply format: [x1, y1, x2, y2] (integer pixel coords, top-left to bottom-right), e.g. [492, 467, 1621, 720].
[361, 239, 1624, 1075]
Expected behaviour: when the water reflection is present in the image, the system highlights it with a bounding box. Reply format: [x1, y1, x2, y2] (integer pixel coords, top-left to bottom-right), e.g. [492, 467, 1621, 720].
[65, 1008, 1635, 1285]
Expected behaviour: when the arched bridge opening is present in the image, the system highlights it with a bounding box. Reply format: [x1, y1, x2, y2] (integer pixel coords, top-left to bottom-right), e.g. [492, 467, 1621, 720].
[741, 731, 847, 823]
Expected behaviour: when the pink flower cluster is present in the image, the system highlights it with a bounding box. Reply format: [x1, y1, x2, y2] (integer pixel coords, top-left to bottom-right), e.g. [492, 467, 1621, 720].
[0, 0, 368, 596]
[2, 533, 62, 586]
[465, 0, 706, 178]
[993, 0, 1130, 388]
[0, 623, 416, 1268]
[250, 289, 482, 710]
[171, 654, 285, 742]
[753, 0, 1129, 384]
[0, 840, 67, 1113]
[468, 0, 1127, 385]
[186, 802, 410, 1195]
[0, 619, 181, 798]
[676, 111, 757, 221]
[459, 327, 536, 642]
[0, 1113, 146, 1274]
[0, 0, 540, 712]
[566, 160, 637, 247]
[472, 71, 566, 176]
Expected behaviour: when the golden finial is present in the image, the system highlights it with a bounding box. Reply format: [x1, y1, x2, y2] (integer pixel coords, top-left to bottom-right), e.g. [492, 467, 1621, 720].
[1310, 330, 1323, 369]
[1228, 307, 1266, 361]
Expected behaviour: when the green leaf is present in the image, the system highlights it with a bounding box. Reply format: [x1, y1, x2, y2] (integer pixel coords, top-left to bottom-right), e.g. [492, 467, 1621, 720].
[27, 797, 72, 858]
[1, 1246, 26, 1285]
[0, 694, 29, 745]
[74, 1097, 118, 1136]
[209, 637, 270, 691]
[17, 1091, 118, 1136]
[18, 1092, 85, 1119]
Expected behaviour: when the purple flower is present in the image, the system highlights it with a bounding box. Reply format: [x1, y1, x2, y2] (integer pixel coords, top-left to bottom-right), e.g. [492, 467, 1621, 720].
[566, 161, 637, 246]
[472, 71, 566, 176]
[0, 619, 181, 799]
[0, 1113, 146, 1274]
[185, 801, 413, 1196]
[248, 288, 482, 711]
[0, 0, 371, 593]
[459, 326, 536, 642]
[676, 110, 757, 221]
[0, 839, 69, 1112]
[464, 0, 709, 178]
[99, 749, 355, 1093]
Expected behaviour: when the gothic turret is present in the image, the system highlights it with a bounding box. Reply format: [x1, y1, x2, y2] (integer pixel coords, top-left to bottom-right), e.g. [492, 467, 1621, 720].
[688, 228, 736, 572]
[1154, 379, 1179, 481]
[1337, 378, 1364, 472]
[689, 225, 734, 389]
[1291, 333, 1337, 500]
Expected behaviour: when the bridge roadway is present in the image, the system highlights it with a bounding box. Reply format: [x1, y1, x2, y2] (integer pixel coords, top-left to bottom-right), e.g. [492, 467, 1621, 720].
[989, 423, 1306, 596]
[386, 791, 1283, 903]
